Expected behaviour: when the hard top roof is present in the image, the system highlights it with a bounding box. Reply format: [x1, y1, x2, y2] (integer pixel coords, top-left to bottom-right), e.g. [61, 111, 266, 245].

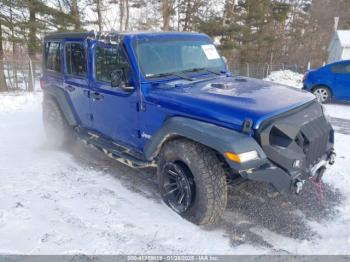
[44, 30, 207, 41]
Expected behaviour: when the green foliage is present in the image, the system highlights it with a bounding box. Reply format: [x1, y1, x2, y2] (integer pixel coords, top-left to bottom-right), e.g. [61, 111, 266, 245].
[0, 0, 346, 69]
[199, 0, 294, 64]
[0, 0, 77, 58]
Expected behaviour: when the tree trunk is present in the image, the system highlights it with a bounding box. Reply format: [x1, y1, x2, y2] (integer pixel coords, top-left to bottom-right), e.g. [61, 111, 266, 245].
[27, 0, 36, 91]
[96, 0, 103, 31]
[177, 0, 180, 31]
[10, 3, 18, 90]
[183, 0, 191, 31]
[0, 21, 8, 92]
[124, 0, 129, 31]
[119, 0, 124, 31]
[71, 0, 81, 30]
[162, 0, 173, 31]
[222, 0, 231, 26]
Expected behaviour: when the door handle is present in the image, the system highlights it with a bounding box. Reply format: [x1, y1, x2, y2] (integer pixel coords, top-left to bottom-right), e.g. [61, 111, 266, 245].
[65, 85, 76, 92]
[91, 92, 104, 101]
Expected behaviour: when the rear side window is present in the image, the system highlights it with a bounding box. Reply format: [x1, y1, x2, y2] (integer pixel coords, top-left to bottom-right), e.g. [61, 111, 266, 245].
[94, 45, 130, 82]
[45, 42, 61, 72]
[65, 43, 86, 77]
[331, 63, 350, 74]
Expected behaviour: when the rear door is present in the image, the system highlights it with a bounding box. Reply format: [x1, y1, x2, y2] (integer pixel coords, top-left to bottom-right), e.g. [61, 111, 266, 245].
[63, 41, 91, 127]
[89, 42, 140, 149]
[331, 63, 350, 100]
[43, 41, 64, 102]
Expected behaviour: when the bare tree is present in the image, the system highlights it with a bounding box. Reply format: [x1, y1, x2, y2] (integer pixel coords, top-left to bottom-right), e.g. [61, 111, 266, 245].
[119, 0, 124, 30]
[125, 0, 129, 30]
[10, 1, 19, 90]
[71, 0, 81, 30]
[298, 0, 350, 66]
[0, 21, 7, 92]
[96, 0, 103, 31]
[162, 0, 173, 31]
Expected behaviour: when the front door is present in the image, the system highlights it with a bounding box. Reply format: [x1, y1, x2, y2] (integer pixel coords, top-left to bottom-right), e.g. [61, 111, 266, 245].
[63, 41, 91, 127]
[90, 42, 140, 149]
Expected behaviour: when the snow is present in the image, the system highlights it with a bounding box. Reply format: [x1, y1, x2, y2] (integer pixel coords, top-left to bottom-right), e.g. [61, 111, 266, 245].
[325, 104, 350, 120]
[337, 30, 350, 48]
[0, 92, 41, 114]
[0, 92, 256, 254]
[0, 90, 350, 255]
[264, 70, 350, 120]
[264, 70, 304, 89]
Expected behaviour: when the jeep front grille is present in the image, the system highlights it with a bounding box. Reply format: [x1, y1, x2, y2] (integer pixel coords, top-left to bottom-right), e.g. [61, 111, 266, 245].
[257, 101, 334, 172]
[296, 116, 330, 167]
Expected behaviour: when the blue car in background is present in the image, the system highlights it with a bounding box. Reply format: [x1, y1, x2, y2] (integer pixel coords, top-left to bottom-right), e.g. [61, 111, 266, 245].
[303, 60, 350, 103]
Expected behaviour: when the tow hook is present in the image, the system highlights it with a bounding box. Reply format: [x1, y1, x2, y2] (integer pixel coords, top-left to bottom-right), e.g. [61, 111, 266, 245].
[294, 179, 305, 195]
[328, 152, 336, 165]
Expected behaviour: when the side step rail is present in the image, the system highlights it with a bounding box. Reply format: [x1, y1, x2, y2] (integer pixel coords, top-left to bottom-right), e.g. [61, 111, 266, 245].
[75, 128, 156, 169]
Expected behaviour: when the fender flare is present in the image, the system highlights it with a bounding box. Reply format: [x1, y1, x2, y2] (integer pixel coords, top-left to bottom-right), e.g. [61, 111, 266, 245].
[43, 86, 78, 126]
[143, 117, 268, 170]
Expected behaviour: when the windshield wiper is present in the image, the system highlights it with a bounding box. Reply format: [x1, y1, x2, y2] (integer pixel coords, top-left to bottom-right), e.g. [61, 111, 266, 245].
[181, 67, 222, 76]
[146, 67, 224, 80]
[146, 72, 193, 81]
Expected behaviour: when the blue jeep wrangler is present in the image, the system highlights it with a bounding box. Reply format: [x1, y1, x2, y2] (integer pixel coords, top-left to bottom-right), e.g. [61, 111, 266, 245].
[41, 31, 335, 225]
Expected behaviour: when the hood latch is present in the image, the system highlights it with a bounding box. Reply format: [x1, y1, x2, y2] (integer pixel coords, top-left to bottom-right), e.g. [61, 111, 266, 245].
[242, 118, 253, 134]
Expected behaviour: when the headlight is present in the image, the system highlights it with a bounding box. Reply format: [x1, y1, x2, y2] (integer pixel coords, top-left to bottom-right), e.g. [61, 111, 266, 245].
[225, 150, 259, 163]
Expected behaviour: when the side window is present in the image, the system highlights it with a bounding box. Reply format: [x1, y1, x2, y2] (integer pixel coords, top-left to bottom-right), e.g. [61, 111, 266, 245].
[45, 42, 61, 72]
[345, 65, 350, 73]
[65, 43, 86, 77]
[331, 64, 350, 74]
[94, 45, 130, 83]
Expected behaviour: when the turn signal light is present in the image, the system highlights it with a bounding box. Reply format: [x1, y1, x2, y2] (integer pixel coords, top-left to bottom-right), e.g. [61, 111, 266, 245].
[225, 151, 259, 163]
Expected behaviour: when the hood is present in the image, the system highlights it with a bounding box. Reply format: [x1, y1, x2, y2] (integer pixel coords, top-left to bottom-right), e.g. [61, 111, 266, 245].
[146, 76, 316, 131]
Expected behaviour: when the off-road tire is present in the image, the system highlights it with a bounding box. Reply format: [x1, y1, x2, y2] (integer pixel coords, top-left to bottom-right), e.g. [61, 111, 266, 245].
[43, 96, 74, 148]
[158, 138, 227, 225]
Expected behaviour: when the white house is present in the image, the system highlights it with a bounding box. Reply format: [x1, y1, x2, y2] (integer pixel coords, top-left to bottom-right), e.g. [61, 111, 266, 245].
[328, 30, 350, 63]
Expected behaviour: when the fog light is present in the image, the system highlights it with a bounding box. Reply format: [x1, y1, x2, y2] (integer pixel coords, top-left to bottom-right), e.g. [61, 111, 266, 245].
[293, 159, 302, 168]
[225, 150, 259, 163]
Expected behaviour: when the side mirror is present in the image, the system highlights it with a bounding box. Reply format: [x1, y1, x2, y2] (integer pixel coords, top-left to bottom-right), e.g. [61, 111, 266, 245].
[111, 69, 135, 92]
[111, 69, 124, 87]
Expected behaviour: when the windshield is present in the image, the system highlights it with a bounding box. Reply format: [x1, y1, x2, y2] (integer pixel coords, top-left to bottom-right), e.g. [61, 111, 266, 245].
[133, 39, 226, 78]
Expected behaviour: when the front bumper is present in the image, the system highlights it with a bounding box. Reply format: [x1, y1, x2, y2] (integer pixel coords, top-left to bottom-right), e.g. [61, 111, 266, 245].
[239, 151, 336, 194]
[243, 101, 335, 194]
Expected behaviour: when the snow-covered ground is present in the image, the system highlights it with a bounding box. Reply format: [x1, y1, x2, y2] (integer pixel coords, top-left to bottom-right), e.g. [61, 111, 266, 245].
[0, 91, 350, 255]
[0, 92, 258, 254]
[264, 70, 304, 89]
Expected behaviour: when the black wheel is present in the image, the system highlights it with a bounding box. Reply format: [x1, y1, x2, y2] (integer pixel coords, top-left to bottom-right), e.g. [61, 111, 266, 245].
[42, 96, 74, 148]
[158, 138, 227, 225]
[312, 86, 331, 103]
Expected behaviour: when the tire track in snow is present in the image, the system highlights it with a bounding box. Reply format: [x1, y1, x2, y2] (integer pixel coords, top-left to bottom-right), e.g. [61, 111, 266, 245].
[70, 139, 344, 251]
